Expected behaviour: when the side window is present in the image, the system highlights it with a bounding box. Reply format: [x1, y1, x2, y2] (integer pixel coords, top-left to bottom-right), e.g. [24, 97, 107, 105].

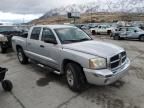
[119, 28, 126, 32]
[127, 28, 135, 32]
[30, 27, 41, 40]
[41, 28, 55, 41]
[98, 26, 101, 28]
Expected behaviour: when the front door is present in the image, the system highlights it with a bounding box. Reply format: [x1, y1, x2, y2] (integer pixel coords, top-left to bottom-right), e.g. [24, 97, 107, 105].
[38, 27, 60, 69]
[126, 28, 139, 39]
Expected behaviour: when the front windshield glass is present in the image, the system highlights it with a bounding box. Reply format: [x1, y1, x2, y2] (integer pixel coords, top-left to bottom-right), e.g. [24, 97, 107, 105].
[55, 27, 92, 44]
[134, 27, 143, 32]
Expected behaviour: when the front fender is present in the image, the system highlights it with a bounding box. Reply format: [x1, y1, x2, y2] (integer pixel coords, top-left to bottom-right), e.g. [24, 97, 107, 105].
[60, 48, 95, 72]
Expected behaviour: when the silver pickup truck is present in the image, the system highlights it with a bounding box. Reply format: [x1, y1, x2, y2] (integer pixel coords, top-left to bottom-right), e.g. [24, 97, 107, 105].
[12, 25, 130, 91]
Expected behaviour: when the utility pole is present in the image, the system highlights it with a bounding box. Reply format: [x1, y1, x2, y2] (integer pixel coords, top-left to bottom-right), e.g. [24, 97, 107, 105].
[91, 8, 92, 23]
[22, 14, 25, 24]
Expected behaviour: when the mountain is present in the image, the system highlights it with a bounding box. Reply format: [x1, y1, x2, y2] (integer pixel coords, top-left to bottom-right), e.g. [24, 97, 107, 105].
[40, 0, 144, 20]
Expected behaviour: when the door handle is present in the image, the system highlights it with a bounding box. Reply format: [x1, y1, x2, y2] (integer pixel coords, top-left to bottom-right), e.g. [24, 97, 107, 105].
[40, 45, 44, 48]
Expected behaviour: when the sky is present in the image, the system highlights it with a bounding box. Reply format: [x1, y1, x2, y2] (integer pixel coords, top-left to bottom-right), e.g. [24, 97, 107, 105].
[0, 0, 96, 24]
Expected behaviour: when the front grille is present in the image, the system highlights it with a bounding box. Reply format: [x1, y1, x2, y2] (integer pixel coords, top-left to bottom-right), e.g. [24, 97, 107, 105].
[110, 51, 127, 69]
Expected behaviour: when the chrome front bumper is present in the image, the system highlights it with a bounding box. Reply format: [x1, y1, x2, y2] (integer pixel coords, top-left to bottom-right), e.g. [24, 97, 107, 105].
[83, 58, 130, 85]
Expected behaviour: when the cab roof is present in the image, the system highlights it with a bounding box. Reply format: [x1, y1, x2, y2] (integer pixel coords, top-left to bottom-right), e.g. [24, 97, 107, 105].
[32, 25, 76, 29]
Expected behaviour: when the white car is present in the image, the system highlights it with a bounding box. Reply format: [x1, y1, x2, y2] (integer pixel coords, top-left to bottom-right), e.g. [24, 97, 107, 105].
[90, 25, 116, 35]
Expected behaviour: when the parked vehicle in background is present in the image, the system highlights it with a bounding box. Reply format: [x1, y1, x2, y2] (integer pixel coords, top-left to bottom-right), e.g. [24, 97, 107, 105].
[74, 24, 84, 29]
[12, 25, 130, 91]
[0, 25, 23, 53]
[81, 24, 90, 30]
[88, 23, 98, 29]
[112, 26, 144, 41]
[90, 24, 116, 35]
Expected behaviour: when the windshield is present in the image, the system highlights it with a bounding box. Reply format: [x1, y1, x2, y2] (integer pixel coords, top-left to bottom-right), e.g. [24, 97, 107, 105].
[55, 27, 92, 44]
[134, 27, 144, 32]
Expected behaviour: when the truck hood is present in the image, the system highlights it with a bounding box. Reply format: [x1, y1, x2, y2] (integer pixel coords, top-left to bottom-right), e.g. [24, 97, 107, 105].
[63, 40, 124, 58]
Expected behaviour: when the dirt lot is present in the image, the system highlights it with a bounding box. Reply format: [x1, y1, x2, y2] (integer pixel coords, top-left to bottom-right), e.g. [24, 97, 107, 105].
[0, 35, 144, 108]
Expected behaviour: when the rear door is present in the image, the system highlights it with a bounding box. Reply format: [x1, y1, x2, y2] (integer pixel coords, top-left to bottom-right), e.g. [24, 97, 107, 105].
[118, 28, 127, 38]
[26, 27, 42, 61]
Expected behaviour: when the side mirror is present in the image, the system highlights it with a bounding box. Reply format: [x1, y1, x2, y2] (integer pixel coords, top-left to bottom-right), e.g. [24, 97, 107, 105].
[134, 30, 137, 32]
[21, 32, 28, 38]
[44, 38, 57, 44]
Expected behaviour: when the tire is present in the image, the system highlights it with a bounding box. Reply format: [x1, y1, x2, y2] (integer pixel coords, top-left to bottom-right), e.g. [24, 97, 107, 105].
[139, 35, 144, 42]
[107, 30, 111, 35]
[92, 30, 96, 35]
[65, 63, 86, 92]
[113, 35, 120, 40]
[0, 44, 7, 53]
[2, 80, 13, 91]
[17, 48, 28, 64]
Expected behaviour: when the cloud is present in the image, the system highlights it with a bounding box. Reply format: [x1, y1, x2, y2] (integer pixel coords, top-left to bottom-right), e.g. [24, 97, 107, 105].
[0, 11, 42, 23]
[0, 0, 95, 14]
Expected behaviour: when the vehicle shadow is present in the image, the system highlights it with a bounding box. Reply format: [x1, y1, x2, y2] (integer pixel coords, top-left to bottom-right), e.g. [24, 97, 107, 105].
[28, 63, 67, 87]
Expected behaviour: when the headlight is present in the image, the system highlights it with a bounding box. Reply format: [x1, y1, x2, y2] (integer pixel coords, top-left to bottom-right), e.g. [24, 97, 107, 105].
[89, 57, 107, 69]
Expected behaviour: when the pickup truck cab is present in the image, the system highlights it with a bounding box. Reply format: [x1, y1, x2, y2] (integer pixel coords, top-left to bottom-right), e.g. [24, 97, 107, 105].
[12, 25, 130, 91]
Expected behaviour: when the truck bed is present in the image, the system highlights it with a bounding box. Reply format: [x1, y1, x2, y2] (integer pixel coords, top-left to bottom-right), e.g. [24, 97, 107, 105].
[12, 36, 27, 52]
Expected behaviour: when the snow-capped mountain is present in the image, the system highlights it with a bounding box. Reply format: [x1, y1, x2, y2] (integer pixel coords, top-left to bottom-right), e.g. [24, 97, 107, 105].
[40, 0, 144, 19]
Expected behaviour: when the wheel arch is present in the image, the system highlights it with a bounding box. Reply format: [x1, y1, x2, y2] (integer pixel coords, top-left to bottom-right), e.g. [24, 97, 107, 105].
[62, 59, 83, 74]
[139, 34, 144, 38]
[16, 45, 23, 51]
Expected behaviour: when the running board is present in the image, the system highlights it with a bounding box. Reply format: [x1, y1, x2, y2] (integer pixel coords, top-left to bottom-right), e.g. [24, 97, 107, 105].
[38, 64, 61, 75]
[30, 59, 61, 75]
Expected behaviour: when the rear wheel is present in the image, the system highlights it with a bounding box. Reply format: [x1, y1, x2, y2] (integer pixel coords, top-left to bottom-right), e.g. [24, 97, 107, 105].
[107, 30, 111, 35]
[17, 48, 28, 64]
[139, 35, 144, 42]
[2, 80, 13, 91]
[113, 35, 120, 40]
[65, 63, 86, 92]
[92, 30, 96, 35]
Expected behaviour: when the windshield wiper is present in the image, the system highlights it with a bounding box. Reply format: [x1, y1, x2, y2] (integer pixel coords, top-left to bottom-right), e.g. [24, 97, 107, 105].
[63, 40, 79, 42]
[62, 40, 80, 43]
[78, 38, 91, 41]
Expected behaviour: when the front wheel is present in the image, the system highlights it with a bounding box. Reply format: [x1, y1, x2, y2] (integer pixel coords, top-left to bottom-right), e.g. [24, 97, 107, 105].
[139, 36, 144, 42]
[2, 80, 13, 91]
[17, 48, 28, 64]
[65, 63, 86, 92]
